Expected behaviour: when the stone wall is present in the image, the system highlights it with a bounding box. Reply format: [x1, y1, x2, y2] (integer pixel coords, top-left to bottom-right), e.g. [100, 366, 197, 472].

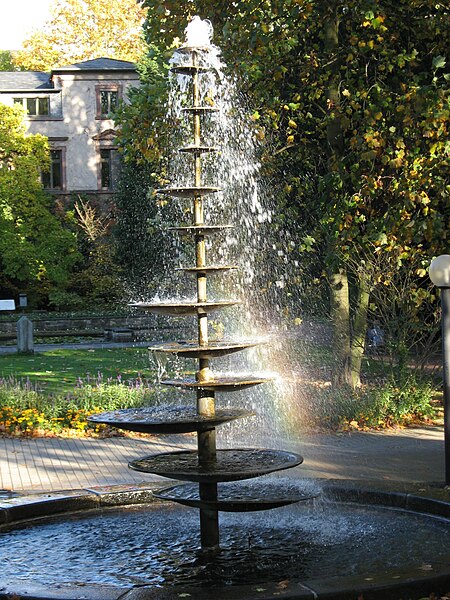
[0, 315, 182, 341]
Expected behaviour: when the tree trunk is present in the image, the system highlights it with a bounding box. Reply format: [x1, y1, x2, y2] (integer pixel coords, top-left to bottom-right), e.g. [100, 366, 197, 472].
[322, 0, 344, 162]
[322, 1, 352, 386]
[330, 268, 352, 386]
[350, 274, 371, 388]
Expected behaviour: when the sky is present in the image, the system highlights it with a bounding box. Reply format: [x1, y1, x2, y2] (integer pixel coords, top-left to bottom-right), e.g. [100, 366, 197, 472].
[0, 0, 53, 50]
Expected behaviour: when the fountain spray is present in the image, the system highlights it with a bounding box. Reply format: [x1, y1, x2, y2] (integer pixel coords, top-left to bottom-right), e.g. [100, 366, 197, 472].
[89, 16, 313, 551]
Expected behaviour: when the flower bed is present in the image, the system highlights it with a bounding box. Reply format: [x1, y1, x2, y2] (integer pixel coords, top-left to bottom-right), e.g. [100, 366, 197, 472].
[0, 375, 158, 436]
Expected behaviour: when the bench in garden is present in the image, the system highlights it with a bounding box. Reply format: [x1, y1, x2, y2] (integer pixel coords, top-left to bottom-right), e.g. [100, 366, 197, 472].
[104, 328, 135, 342]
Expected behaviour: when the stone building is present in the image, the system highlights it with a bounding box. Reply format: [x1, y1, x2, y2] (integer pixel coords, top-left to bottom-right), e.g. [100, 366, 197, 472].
[0, 57, 139, 200]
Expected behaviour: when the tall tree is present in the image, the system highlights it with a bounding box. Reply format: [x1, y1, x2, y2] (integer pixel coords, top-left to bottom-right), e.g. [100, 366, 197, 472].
[0, 104, 79, 305]
[14, 0, 148, 71]
[138, 0, 450, 387]
[113, 48, 179, 297]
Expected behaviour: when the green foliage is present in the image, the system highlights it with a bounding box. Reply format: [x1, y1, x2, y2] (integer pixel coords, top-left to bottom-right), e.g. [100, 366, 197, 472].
[69, 378, 154, 411]
[0, 375, 155, 435]
[47, 290, 86, 311]
[0, 347, 153, 394]
[0, 51, 16, 71]
[113, 47, 178, 295]
[64, 196, 124, 308]
[0, 104, 80, 304]
[347, 376, 436, 429]
[289, 376, 436, 431]
[68, 239, 125, 307]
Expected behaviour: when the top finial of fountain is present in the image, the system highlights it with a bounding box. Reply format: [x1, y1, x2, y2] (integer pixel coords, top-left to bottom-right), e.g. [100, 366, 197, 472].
[184, 16, 213, 48]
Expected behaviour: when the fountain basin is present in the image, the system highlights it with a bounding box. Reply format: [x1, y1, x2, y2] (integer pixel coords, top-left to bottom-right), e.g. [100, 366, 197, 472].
[1, 481, 449, 600]
[182, 106, 219, 113]
[176, 45, 213, 53]
[154, 480, 318, 511]
[87, 406, 255, 434]
[171, 65, 210, 75]
[156, 186, 220, 197]
[177, 265, 237, 274]
[178, 145, 220, 153]
[128, 448, 303, 482]
[169, 224, 233, 235]
[161, 374, 271, 391]
[148, 340, 259, 358]
[129, 300, 240, 316]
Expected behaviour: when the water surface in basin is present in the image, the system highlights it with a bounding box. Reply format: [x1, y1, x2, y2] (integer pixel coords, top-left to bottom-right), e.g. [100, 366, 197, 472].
[1, 500, 449, 588]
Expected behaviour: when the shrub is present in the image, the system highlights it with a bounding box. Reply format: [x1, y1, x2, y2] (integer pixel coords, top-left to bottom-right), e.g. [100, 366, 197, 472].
[348, 377, 436, 429]
[286, 375, 437, 432]
[48, 290, 87, 311]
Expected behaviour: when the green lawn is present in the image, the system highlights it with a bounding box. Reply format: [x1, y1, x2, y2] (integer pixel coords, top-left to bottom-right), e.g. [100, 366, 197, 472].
[0, 347, 155, 394]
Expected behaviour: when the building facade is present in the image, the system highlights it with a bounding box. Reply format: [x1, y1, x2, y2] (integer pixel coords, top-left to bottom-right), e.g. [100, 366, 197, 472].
[0, 58, 139, 199]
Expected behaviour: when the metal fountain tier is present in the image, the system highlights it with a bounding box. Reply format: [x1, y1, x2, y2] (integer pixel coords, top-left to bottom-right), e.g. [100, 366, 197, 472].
[89, 43, 309, 550]
[146, 340, 260, 358]
[169, 224, 233, 235]
[129, 299, 239, 316]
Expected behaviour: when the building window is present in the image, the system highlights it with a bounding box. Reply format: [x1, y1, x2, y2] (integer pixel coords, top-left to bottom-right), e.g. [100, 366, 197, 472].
[96, 86, 120, 118]
[14, 96, 50, 116]
[100, 90, 118, 115]
[100, 149, 112, 189]
[42, 149, 63, 190]
[98, 147, 121, 191]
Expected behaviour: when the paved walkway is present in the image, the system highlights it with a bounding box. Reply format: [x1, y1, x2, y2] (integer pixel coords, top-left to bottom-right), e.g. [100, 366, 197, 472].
[0, 434, 194, 493]
[0, 426, 446, 494]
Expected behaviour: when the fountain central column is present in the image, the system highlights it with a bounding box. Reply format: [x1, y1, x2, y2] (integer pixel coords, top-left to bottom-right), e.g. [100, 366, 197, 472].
[191, 49, 220, 549]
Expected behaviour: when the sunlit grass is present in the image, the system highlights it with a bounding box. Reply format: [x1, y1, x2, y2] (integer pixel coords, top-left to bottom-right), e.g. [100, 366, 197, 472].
[0, 347, 154, 394]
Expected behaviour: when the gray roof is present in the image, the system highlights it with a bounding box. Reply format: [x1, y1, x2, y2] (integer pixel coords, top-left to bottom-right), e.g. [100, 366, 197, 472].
[0, 58, 137, 92]
[0, 71, 52, 91]
[53, 57, 137, 72]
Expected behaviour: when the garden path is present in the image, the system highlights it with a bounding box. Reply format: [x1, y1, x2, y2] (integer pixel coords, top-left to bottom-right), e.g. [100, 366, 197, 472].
[0, 426, 445, 494]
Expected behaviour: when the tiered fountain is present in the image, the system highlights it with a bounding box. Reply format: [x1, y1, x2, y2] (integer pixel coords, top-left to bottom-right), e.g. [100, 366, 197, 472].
[89, 16, 312, 551]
